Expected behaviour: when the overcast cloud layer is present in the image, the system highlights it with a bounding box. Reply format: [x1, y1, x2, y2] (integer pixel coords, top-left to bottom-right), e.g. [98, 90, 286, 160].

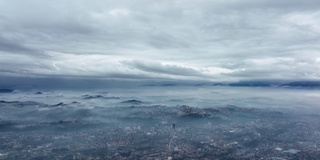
[1, 0, 320, 82]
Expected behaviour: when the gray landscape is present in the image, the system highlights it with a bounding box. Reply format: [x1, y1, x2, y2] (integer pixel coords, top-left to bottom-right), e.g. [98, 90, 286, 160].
[1, 0, 320, 159]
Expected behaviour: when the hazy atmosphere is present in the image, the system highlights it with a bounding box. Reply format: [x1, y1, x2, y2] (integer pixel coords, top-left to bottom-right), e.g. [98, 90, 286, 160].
[1, 1, 320, 159]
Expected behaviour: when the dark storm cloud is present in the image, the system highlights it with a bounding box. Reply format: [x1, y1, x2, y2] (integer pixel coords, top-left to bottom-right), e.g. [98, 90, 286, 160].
[0, 0, 319, 82]
[0, 35, 46, 57]
[122, 60, 202, 77]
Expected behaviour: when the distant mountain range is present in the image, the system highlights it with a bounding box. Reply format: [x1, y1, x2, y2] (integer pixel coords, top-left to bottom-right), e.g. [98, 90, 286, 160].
[0, 89, 14, 93]
[279, 81, 320, 88]
[1, 77, 320, 90]
[229, 81, 320, 88]
[142, 80, 320, 88]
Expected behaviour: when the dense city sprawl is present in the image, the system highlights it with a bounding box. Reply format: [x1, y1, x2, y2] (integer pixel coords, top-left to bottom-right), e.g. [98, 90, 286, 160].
[1, 99, 320, 159]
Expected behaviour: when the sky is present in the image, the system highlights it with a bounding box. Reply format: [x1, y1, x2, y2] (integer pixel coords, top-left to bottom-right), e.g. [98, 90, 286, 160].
[1, 0, 320, 84]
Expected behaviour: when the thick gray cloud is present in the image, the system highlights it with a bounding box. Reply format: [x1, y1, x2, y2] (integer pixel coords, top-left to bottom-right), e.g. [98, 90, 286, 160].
[0, 35, 46, 57]
[122, 60, 203, 77]
[0, 0, 320, 82]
